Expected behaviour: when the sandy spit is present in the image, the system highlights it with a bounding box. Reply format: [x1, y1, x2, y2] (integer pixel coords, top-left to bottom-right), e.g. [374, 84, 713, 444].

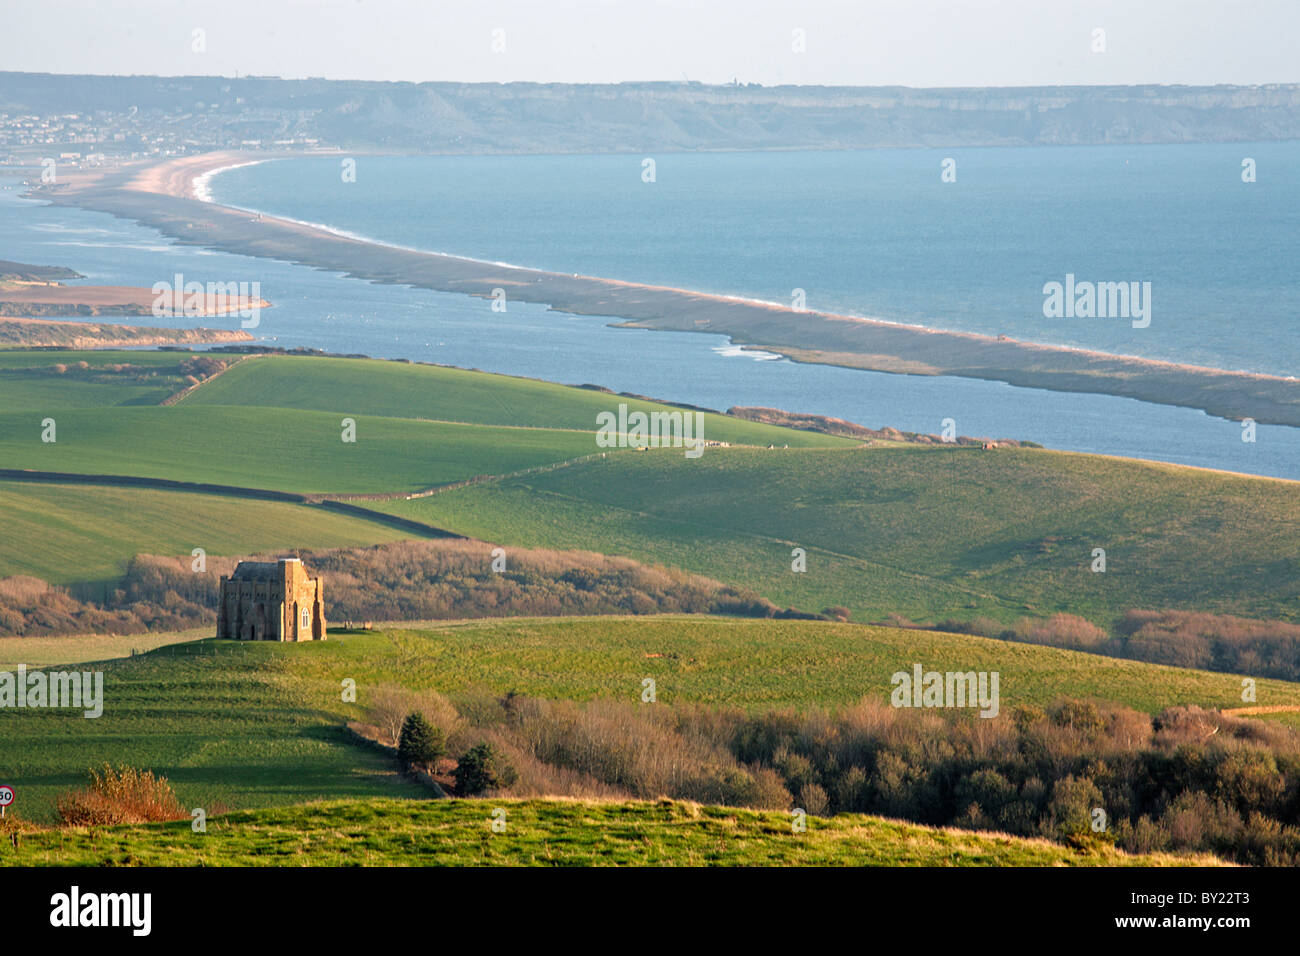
[37, 152, 1300, 428]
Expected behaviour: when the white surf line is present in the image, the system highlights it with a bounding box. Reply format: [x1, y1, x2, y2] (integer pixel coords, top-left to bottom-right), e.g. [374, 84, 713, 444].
[191, 159, 270, 203]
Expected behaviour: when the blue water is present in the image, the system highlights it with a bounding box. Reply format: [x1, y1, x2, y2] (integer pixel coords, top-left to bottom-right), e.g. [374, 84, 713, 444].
[0, 154, 1297, 480]
[212, 145, 1300, 377]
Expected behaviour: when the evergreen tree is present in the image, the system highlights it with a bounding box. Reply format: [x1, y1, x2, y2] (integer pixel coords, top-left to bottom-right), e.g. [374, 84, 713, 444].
[397, 712, 445, 770]
[453, 743, 519, 795]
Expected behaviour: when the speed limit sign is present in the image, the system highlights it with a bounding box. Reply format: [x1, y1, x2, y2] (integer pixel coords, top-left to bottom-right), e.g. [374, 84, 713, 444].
[0, 785, 13, 816]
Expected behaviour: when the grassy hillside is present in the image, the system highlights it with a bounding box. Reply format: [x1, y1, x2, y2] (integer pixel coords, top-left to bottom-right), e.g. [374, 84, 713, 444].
[0, 348, 854, 591]
[0, 798, 1220, 867]
[300, 617, 1298, 713]
[0, 406, 599, 494]
[2, 638, 429, 823]
[6, 615, 1295, 823]
[0, 348, 207, 409]
[0, 627, 205, 668]
[0, 349, 203, 370]
[3, 347, 1293, 630]
[0, 481, 423, 586]
[0, 370, 175, 410]
[0, 349, 849, 502]
[370, 445, 1300, 625]
[180, 353, 853, 448]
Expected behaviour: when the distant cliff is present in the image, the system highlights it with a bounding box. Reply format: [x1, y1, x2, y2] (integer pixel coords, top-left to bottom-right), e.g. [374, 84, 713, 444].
[0, 318, 253, 348]
[0, 259, 83, 282]
[2, 72, 1299, 152]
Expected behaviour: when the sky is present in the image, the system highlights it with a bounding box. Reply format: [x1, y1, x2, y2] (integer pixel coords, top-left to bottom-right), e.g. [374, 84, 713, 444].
[1, 0, 1296, 88]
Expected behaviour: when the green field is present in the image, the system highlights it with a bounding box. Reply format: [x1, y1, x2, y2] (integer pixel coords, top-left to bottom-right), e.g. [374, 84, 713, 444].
[0, 798, 1220, 867]
[0, 628, 205, 668]
[1, 637, 429, 823]
[0, 350, 646, 588]
[8, 349, 1294, 631]
[0, 350, 854, 586]
[0, 371, 174, 410]
[300, 616, 1300, 713]
[0, 350, 203, 371]
[5, 615, 1295, 824]
[0, 481, 424, 586]
[370, 446, 1300, 625]
[0, 349, 204, 409]
[0, 406, 602, 494]
[180, 353, 853, 448]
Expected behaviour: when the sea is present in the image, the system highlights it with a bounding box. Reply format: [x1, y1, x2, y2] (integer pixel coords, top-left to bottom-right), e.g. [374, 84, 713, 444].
[1, 142, 1297, 479]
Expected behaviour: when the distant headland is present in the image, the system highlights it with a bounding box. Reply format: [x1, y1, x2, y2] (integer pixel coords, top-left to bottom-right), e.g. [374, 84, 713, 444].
[2, 73, 1299, 153]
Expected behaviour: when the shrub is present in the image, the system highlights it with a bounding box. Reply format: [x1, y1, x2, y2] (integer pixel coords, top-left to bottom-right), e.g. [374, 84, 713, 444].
[8, 539, 790, 639]
[871, 751, 923, 818]
[955, 768, 1016, 820]
[1160, 791, 1243, 850]
[454, 743, 519, 795]
[1010, 613, 1109, 650]
[1117, 815, 1169, 855]
[1118, 610, 1300, 681]
[369, 685, 461, 748]
[931, 609, 1300, 685]
[1049, 700, 1108, 738]
[56, 764, 187, 826]
[412, 684, 1300, 863]
[747, 764, 795, 810]
[773, 749, 817, 793]
[397, 713, 446, 770]
[1044, 775, 1104, 840]
[797, 783, 830, 817]
[832, 766, 870, 813]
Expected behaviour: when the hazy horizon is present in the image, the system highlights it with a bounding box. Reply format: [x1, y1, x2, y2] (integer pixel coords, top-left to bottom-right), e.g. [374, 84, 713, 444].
[3, 0, 1297, 88]
[6, 70, 1299, 91]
